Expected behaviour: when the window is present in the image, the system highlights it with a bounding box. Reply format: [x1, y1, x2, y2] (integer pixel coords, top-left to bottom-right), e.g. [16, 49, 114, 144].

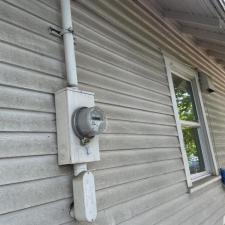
[165, 57, 218, 188]
[173, 74, 207, 180]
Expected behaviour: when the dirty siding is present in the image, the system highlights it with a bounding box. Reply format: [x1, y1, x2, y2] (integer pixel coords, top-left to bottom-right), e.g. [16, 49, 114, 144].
[0, 0, 224, 225]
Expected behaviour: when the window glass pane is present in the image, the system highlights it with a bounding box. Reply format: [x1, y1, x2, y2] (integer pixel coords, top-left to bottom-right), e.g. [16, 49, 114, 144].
[172, 74, 198, 122]
[182, 127, 205, 174]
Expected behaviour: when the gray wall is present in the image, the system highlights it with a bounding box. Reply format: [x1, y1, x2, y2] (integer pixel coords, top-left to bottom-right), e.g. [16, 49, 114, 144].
[0, 0, 224, 225]
[203, 85, 225, 168]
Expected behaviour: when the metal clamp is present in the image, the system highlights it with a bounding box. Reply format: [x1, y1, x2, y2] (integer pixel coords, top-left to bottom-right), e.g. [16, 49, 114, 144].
[60, 26, 74, 35]
[48, 26, 77, 44]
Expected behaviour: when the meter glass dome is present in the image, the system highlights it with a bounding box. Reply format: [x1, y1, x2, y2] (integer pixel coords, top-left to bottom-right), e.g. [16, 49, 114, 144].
[72, 106, 106, 139]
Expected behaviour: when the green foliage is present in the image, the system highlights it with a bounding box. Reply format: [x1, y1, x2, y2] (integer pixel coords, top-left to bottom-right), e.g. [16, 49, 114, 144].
[174, 87, 198, 159]
[182, 128, 197, 158]
[175, 88, 196, 121]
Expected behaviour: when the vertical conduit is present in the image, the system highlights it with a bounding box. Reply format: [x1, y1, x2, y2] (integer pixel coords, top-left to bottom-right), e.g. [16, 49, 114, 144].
[60, 0, 78, 87]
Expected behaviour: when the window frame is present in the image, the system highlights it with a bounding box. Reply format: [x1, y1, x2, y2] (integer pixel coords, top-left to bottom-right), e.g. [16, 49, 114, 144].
[164, 56, 219, 188]
[173, 73, 209, 179]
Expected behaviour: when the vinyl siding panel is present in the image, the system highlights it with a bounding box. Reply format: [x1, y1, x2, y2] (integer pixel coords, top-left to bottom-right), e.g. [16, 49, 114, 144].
[0, 1, 224, 225]
[204, 87, 225, 167]
[157, 183, 225, 225]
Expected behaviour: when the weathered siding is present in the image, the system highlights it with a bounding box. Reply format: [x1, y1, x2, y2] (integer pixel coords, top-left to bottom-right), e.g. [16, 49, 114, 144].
[0, 1, 71, 224]
[203, 85, 225, 167]
[0, 1, 224, 225]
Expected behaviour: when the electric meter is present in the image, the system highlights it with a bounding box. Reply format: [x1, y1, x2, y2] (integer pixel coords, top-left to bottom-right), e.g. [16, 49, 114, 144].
[55, 88, 106, 164]
[72, 106, 106, 144]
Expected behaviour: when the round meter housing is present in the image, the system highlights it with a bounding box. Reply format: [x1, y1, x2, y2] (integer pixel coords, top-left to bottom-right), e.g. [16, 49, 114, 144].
[72, 106, 106, 140]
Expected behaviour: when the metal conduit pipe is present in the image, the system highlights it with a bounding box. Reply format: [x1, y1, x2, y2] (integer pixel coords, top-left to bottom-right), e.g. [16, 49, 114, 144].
[60, 0, 78, 87]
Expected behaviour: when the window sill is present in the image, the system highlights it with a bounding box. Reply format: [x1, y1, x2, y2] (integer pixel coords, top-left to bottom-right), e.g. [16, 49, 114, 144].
[188, 176, 221, 194]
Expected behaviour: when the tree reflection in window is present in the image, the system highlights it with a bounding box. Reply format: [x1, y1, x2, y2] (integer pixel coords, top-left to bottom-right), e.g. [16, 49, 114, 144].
[172, 74, 205, 174]
[182, 127, 205, 173]
[173, 75, 198, 122]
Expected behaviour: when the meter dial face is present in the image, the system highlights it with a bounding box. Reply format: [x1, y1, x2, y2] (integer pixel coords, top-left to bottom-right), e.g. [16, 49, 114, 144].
[90, 107, 106, 134]
[72, 106, 106, 140]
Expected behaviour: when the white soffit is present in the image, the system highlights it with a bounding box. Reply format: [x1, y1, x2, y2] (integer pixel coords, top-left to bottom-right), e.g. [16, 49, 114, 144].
[146, 0, 225, 68]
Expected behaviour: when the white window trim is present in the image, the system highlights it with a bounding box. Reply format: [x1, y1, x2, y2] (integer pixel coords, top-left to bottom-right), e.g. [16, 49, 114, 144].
[164, 55, 219, 188]
[180, 120, 200, 128]
[191, 171, 210, 182]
